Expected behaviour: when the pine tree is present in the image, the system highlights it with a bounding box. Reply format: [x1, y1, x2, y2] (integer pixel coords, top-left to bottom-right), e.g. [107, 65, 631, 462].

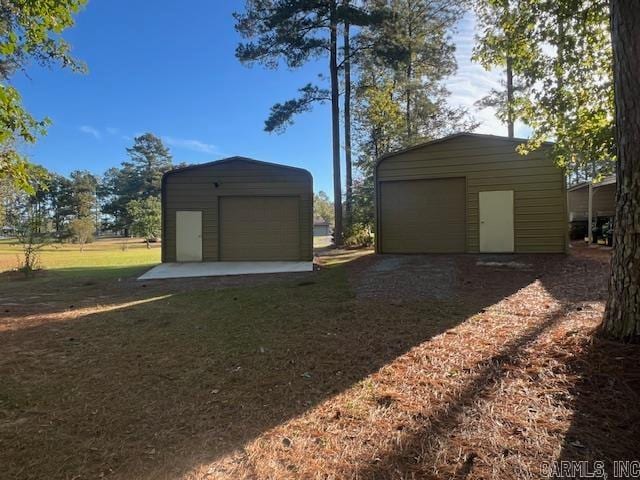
[368, 0, 467, 144]
[124, 133, 173, 198]
[234, 0, 380, 245]
[102, 134, 172, 234]
[350, 0, 474, 231]
[602, 0, 640, 342]
[473, 0, 521, 137]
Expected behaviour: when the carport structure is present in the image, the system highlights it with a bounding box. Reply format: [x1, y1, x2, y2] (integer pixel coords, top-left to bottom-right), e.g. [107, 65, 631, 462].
[567, 175, 616, 243]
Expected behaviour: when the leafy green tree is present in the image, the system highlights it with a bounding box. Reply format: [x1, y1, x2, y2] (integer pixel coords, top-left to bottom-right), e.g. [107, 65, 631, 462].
[314, 191, 334, 224]
[14, 200, 49, 275]
[46, 174, 74, 233]
[10, 167, 52, 275]
[69, 170, 97, 219]
[362, 0, 468, 144]
[0, 176, 26, 231]
[354, 73, 405, 164]
[0, 0, 86, 192]
[101, 165, 136, 233]
[127, 197, 161, 248]
[25, 165, 50, 229]
[473, 0, 525, 138]
[350, 74, 402, 232]
[350, 0, 475, 230]
[68, 216, 94, 251]
[350, 177, 375, 227]
[473, 0, 615, 180]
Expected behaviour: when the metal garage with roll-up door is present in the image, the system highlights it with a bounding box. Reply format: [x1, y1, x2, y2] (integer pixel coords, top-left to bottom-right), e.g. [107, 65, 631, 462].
[161, 157, 313, 263]
[379, 178, 466, 253]
[219, 196, 301, 261]
[375, 133, 568, 254]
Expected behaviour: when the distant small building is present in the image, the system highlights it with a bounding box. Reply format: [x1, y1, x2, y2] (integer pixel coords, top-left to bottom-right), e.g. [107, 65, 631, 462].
[0, 226, 14, 237]
[313, 218, 331, 237]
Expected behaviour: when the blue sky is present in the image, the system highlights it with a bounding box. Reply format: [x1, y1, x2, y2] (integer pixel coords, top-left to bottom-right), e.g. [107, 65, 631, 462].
[13, 2, 519, 194]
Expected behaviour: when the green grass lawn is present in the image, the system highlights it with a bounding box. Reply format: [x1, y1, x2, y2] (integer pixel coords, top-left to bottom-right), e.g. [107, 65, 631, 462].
[0, 236, 160, 275]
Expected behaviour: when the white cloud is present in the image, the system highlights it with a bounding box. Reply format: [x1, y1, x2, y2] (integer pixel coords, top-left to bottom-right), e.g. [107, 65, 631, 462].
[163, 136, 219, 155]
[79, 125, 101, 139]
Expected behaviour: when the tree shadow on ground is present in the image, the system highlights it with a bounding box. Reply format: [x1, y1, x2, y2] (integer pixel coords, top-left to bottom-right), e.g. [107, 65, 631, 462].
[0, 253, 543, 480]
[543, 247, 640, 477]
[343, 249, 626, 479]
[0, 264, 314, 323]
[553, 332, 640, 478]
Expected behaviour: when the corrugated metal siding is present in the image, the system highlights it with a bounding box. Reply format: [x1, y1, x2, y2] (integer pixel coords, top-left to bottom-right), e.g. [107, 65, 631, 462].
[376, 135, 567, 253]
[163, 160, 312, 262]
[568, 183, 616, 221]
[313, 224, 331, 236]
[219, 196, 300, 261]
[379, 178, 466, 253]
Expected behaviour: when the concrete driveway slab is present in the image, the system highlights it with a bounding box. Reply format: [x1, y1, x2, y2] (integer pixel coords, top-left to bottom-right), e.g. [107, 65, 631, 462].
[138, 261, 314, 280]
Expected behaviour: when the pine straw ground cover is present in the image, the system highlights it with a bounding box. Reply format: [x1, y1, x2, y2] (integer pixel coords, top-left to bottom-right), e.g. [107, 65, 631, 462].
[0, 246, 638, 479]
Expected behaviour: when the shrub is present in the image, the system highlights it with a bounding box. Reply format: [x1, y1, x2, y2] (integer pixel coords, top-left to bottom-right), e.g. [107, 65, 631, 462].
[69, 217, 95, 251]
[343, 223, 374, 247]
[14, 208, 49, 276]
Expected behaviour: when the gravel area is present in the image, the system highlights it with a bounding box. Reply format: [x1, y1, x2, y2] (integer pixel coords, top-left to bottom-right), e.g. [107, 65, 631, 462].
[352, 255, 458, 301]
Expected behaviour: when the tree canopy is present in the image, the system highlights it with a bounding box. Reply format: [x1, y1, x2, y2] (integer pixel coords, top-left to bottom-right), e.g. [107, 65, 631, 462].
[474, 0, 614, 183]
[0, 0, 86, 192]
[127, 196, 161, 247]
[102, 133, 172, 232]
[349, 0, 475, 230]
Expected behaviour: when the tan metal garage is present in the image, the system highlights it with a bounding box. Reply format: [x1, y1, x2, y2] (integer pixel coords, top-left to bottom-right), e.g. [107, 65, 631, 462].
[162, 157, 312, 263]
[219, 196, 300, 261]
[379, 178, 466, 253]
[375, 133, 567, 254]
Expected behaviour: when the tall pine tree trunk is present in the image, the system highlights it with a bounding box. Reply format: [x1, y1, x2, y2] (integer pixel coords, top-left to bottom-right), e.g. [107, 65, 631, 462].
[602, 0, 640, 342]
[405, 11, 413, 142]
[506, 54, 514, 138]
[343, 5, 353, 230]
[504, 0, 514, 138]
[330, 0, 343, 245]
[405, 47, 412, 141]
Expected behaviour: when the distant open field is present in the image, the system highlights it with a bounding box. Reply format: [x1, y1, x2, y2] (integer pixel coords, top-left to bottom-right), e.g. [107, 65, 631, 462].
[0, 237, 160, 276]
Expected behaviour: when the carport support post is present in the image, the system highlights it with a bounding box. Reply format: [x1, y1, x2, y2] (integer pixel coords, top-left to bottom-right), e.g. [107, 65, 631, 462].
[587, 182, 593, 244]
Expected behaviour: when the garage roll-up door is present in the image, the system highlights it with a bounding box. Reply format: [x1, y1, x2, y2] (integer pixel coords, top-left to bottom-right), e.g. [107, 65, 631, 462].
[220, 196, 300, 261]
[379, 178, 466, 253]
